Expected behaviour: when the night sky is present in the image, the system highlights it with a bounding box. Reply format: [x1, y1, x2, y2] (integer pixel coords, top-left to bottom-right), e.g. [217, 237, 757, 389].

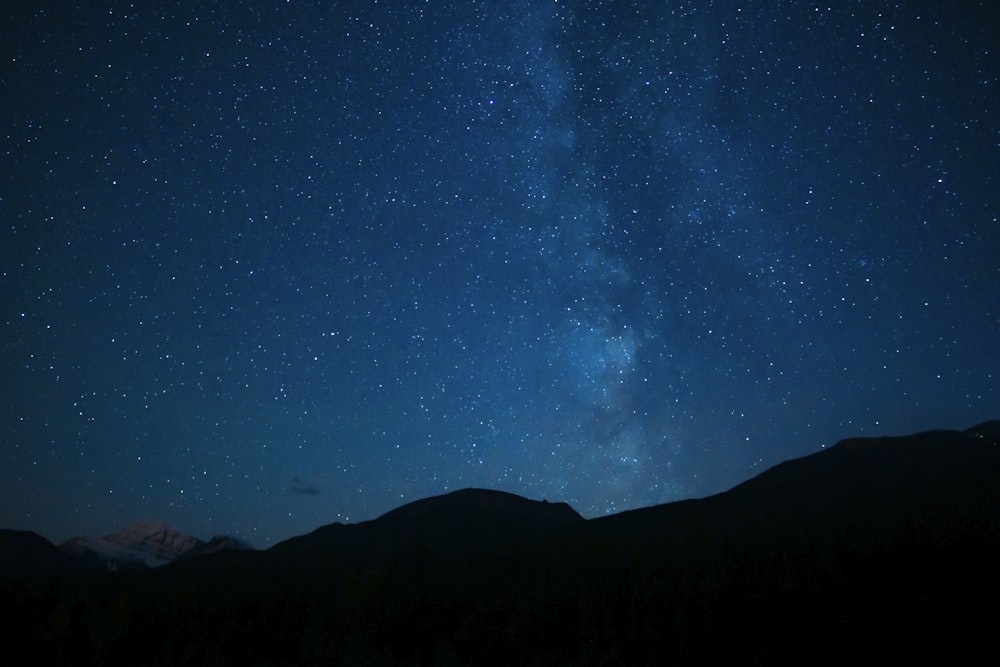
[2, 1, 997, 547]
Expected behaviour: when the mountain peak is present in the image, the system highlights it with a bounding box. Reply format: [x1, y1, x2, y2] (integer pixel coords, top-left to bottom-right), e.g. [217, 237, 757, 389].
[60, 521, 251, 570]
[375, 487, 584, 526]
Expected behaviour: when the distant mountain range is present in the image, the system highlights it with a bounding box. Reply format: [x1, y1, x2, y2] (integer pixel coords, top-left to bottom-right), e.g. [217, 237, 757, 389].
[2, 421, 998, 665]
[58, 520, 253, 570]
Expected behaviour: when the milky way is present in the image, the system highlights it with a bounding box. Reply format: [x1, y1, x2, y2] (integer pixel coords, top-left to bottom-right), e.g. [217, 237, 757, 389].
[2, 1, 997, 545]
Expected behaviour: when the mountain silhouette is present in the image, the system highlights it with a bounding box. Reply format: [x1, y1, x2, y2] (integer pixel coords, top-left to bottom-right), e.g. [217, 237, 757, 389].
[0, 529, 90, 584]
[2, 423, 998, 665]
[272, 487, 582, 560]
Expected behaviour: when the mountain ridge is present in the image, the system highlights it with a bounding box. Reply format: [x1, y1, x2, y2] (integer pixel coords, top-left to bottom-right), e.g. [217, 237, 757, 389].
[6, 421, 999, 571]
[3, 422, 998, 664]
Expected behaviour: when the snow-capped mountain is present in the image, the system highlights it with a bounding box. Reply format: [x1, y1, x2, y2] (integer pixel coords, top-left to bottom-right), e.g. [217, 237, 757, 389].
[60, 520, 253, 570]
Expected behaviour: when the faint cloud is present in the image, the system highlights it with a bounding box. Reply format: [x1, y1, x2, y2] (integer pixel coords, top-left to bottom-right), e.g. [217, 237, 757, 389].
[291, 476, 320, 496]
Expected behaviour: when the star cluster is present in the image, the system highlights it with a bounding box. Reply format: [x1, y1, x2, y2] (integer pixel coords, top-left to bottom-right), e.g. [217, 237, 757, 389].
[2, 1, 997, 545]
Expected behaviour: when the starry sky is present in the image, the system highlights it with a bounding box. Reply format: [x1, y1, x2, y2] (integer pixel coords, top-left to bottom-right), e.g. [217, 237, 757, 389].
[2, 1, 997, 547]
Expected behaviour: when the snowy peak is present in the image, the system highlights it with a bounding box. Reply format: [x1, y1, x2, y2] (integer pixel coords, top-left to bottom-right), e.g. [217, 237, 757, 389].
[60, 520, 252, 570]
[110, 520, 200, 563]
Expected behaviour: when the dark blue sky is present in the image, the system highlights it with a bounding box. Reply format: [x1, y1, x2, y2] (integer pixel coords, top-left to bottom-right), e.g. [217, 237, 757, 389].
[2, 0, 997, 547]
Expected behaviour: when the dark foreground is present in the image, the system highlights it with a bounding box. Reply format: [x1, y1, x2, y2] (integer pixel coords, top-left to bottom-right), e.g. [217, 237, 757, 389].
[3, 423, 999, 665]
